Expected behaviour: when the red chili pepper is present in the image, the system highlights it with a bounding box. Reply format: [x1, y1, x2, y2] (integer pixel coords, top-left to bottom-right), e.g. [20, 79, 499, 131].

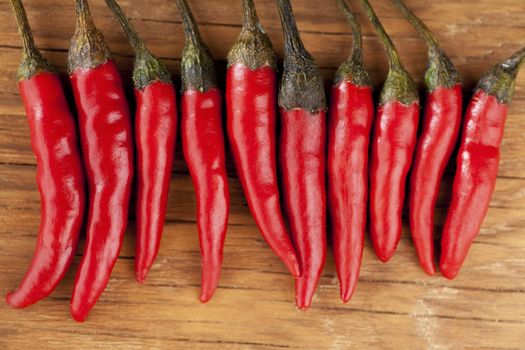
[360, 0, 420, 262]
[440, 47, 525, 279]
[226, 0, 300, 277]
[276, 0, 327, 309]
[104, 0, 177, 283]
[328, 0, 373, 303]
[68, 0, 134, 322]
[5, 0, 85, 309]
[392, 0, 462, 276]
[175, 0, 230, 303]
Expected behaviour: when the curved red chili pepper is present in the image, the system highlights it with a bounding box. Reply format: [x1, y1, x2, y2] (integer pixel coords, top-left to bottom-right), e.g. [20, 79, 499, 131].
[440, 47, 525, 279]
[361, 0, 419, 262]
[276, 0, 327, 309]
[329, 0, 373, 303]
[392, 0, 463, 275]
[176, 0, 229, 303]
[409, 86, 461, 274]
[226, 0, 299, 278]
[5, 0, 85, 309]
[68, 0, 134, 322]
[104, 0, 178, 283]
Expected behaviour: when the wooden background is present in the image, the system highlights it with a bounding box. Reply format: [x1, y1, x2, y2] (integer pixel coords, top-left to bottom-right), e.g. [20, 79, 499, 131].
[0, 0, 524, 349]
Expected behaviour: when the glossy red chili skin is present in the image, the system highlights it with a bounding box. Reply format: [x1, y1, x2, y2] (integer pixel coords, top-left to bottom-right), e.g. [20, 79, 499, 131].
[5, 73, 85, 308]
[69, 60, 134, 322]
[328, 81, 373, 302]
[134, 81, 177, 283]
[279, 107, 326, 309]
[181, 88, 229, 303]
[409, 85, 462, 275]
[440, 91, 508, 279]
[226, 63, 300, 277]
[369, 100, 419, 262]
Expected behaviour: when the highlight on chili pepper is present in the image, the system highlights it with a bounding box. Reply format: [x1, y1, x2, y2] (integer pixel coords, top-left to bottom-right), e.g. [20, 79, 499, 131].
[175, 0, 230, 303]
[328, 0, 373, 303]
[360, 0, 419, 263]
[104, 0, 178, 284]
[276, 0, 327, 310]
[5, 0, 86, 309]
[392, 0, 462, 276]
[68, 0, 134, 322]
[440, 46, 525, 280]
[226, 0, 300, 278]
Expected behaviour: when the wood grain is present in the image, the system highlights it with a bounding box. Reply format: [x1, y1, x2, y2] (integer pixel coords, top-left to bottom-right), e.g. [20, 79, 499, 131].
[0, 0, 524, 349]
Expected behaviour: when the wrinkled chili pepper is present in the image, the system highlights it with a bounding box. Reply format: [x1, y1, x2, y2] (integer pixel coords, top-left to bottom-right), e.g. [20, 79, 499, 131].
[5, 0, 86, 309]
[328, 0, 373, 303]
[68, 0, 134, 322]
[392, 0, 462, 276]
[104, 0, 177, 283]
[276, 0, 327, 309]
[175, 0, 230, 303]
[226, 0, 300, 277]
[360, 0, 419, 262]
[440, 47, 525, 279]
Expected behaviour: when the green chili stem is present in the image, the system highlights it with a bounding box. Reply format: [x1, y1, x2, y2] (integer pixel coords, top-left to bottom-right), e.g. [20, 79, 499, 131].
[504, 46, 525, 77]
[359, 0, 402, 70]
[276, 0, 308, 58]
[75, 0, 97, 33]
[104, 0, 144, 53]
[175, 0, 202, 47]
[10, 0, 40, 60]
[335, 0, 363, 64]
[242, 0, 259, 31]
[391, 0, 439, 51]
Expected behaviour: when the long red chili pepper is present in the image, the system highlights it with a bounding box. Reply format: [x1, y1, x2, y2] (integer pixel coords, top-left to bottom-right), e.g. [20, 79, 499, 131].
[5, 0, 85, 309]
[276, 0, 327, 309]
[68, 0, 134, 322]
[440, 47, 525, 279]
[226, 0, 300, 277]
[328, 0, 373, 303]
[360, 0, 419, 262]
[175, 0, 230, 303]
[392, 0, 462, 276]
[104, 0, 177, 284]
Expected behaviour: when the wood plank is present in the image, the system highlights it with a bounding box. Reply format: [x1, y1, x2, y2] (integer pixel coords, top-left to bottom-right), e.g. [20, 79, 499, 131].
[0, 0, 524, 349]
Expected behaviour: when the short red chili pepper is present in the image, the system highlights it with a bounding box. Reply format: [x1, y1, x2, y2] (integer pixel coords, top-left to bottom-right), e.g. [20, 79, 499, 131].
[104, 0, 178, 283]
[328, 0, 373, 303]
[226, 0, 300, 277]
[175, 0, 230, 303]
[440, 47, 525, 279]
[276, 0, 327, 309]
[5, 0, 85, 309]
[68, 0, 134, 322]
[360, 0, 420, 262]
[392, 0, 462, 276]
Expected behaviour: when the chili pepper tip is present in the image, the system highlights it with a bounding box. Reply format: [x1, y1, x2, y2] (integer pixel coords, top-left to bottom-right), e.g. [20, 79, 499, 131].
[439, 261, 460, 280]
[135, 269, 148, 284]
[5, 290, 25, 308]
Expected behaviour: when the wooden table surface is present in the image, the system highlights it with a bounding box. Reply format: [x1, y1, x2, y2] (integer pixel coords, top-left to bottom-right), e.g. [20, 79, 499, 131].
[0, 0, 524, 349]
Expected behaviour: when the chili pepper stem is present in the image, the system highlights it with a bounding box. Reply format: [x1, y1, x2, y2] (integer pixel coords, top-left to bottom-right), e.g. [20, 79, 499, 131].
[104, 0, 171, 89]
[9, 0, 54, 80]
[175, 0, 216, 92]
[227, 0, 276, 69]
[276, 0, 326, 113]
[391, 0, 460, 91]
[334, 0, 370, 86]
[359, 0, 417, 105]
[478, 46, 525, 104]
[68, 0, 111, 72]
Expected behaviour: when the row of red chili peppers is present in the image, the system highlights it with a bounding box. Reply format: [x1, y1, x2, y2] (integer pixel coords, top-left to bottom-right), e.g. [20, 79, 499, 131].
[6, 0, 524, 321]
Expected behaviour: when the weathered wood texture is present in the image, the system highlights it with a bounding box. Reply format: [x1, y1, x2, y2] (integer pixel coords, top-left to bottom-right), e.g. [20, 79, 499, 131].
[1, 0, 524, 349]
